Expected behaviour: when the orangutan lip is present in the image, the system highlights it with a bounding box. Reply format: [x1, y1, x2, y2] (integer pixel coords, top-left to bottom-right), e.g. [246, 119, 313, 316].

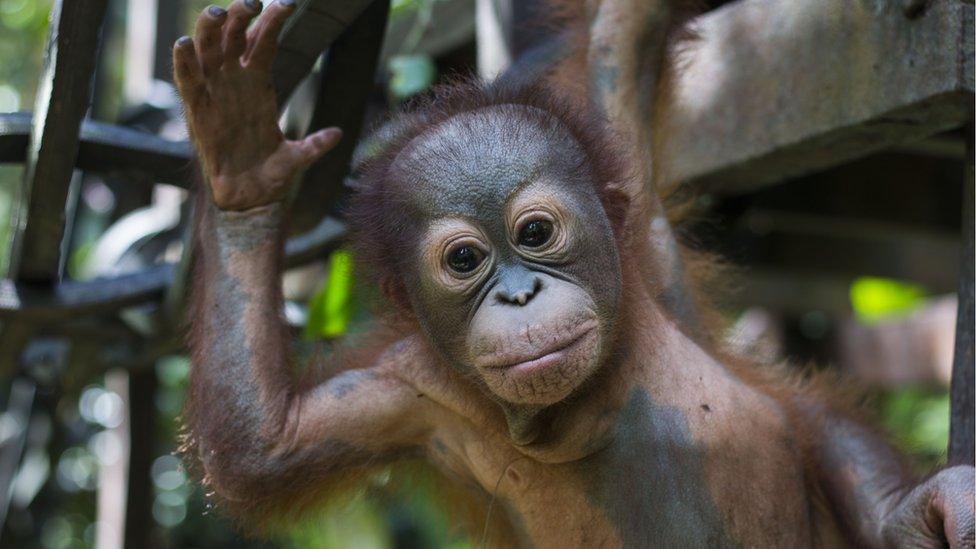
[485, 325, 595, 372]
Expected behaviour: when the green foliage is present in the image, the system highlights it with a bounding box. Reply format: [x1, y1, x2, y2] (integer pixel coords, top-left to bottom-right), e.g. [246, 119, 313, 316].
[876, 386, 950, 469]
[0, 0, 52, 109]
[388, 54, 437, 100]
[305, 250, 356, 339]
[849, 276, 927, 324]
[0, 0, 51, 274]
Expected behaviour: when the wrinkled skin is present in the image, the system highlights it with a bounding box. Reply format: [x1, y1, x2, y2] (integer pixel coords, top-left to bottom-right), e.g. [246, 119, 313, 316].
[389, 105, 622, 441]
[177, 2, 976, 547]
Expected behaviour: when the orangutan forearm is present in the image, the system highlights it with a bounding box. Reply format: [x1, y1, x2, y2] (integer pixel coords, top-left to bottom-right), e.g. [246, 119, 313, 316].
[795, 402, 914, 546]
[188, 198, 424, 490]
[189, 200, 295, 462]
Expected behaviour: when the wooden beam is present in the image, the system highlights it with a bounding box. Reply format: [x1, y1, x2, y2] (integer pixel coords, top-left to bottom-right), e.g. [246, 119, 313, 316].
[122, 369, 156, 549]
[0, 265, 174, 322]
[0, 218, 346, 322]
[0, 113, 192, 188]
[272, 0, 375, 104]
[291, 0, 389, 233]
[659, 0, 974, 194]
[722, 268, 854, 315]
[8, 0, 110, 282]
[948, 124, 974, 466]
[719, 211, 960, 293]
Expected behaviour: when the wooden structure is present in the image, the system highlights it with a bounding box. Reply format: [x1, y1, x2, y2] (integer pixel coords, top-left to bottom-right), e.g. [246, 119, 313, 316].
[0, 0, 972, 546]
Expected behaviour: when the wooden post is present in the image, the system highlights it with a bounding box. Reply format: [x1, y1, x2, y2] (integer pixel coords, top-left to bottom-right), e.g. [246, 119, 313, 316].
[123, 369, 157, 549]
[290, 0, 390, 233]
[948, 125, 974, 467]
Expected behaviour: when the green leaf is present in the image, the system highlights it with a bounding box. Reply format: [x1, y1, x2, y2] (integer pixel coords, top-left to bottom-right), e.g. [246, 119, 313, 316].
[305, 250, 355, 339]
[849, 276, 926, 324]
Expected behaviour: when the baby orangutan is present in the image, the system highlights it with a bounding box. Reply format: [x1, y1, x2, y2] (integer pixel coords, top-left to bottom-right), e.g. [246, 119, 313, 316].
[175, 0, 975, 546]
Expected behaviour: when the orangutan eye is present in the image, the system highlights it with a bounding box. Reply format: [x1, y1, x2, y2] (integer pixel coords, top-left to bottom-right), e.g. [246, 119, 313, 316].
[518, 219, 554, 248]
[447, 245, 484, 273]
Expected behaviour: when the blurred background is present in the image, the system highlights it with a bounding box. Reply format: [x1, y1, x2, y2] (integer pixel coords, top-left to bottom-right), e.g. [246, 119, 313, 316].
[0, 0, 970, 547]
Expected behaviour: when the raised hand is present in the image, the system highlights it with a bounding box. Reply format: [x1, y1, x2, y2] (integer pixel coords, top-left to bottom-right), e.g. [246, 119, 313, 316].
[173, 0, 341, 211]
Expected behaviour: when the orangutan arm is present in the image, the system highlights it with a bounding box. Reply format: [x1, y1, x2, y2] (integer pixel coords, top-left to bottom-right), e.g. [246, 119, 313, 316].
[175, 1, 430, 525]
[795, 400, 974, 548]
[586, 0, 704, 334]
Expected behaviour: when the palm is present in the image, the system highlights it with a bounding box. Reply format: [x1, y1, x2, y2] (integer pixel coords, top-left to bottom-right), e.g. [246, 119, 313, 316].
[174, 0, 341, 211]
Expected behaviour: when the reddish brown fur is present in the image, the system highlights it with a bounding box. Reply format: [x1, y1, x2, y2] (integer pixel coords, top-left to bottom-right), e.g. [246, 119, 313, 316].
[177, 1, 972, 544]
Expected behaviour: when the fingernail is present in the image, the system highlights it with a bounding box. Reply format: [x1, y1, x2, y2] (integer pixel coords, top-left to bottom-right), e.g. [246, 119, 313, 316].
[280, 0, 296, 7]
[208, 5, 227, 17]
[177, 35, 193, 46]
[244, 0, 262, 11]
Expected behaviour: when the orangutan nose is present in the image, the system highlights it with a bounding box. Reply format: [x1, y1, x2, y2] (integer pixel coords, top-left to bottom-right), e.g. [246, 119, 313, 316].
[494, 269, 543, 306]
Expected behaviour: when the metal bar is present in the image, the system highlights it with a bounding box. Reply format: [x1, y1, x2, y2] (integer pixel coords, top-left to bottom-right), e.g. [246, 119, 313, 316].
[0, 113, 192, 188]
[8, 0, 110, 282]
[658, 0, 974, 194]
[291, 0, 389, 233]
[948, 124, 974, 466]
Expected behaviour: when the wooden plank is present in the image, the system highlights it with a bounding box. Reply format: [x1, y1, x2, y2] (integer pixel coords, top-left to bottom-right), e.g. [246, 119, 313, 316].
[272, 0, 375, 103]
[948, 124, 974, 466]
[0, 113, 192, 188]
[659, 0, 974, 194]
[291, 0, 389, 233]
[8, 0, 110, 282]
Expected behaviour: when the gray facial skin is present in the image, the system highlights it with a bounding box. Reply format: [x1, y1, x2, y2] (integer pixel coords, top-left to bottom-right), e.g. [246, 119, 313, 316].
[389, 104, 623, 443]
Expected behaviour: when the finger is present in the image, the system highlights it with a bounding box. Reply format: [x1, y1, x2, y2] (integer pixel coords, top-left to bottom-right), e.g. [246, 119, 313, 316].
[291, 127, 343, 167]
[222, 0, 262, 68]
[194, 5, 228, 76]
[173, 36, 206, 108]
[243, 0, 296, 71]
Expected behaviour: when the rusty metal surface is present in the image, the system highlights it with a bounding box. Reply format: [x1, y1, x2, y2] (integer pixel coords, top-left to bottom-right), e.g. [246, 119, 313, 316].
[659, 0, 974, 193]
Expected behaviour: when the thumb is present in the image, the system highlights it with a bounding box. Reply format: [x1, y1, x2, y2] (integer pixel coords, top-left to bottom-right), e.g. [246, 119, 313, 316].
[293, 127, 343, 167]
